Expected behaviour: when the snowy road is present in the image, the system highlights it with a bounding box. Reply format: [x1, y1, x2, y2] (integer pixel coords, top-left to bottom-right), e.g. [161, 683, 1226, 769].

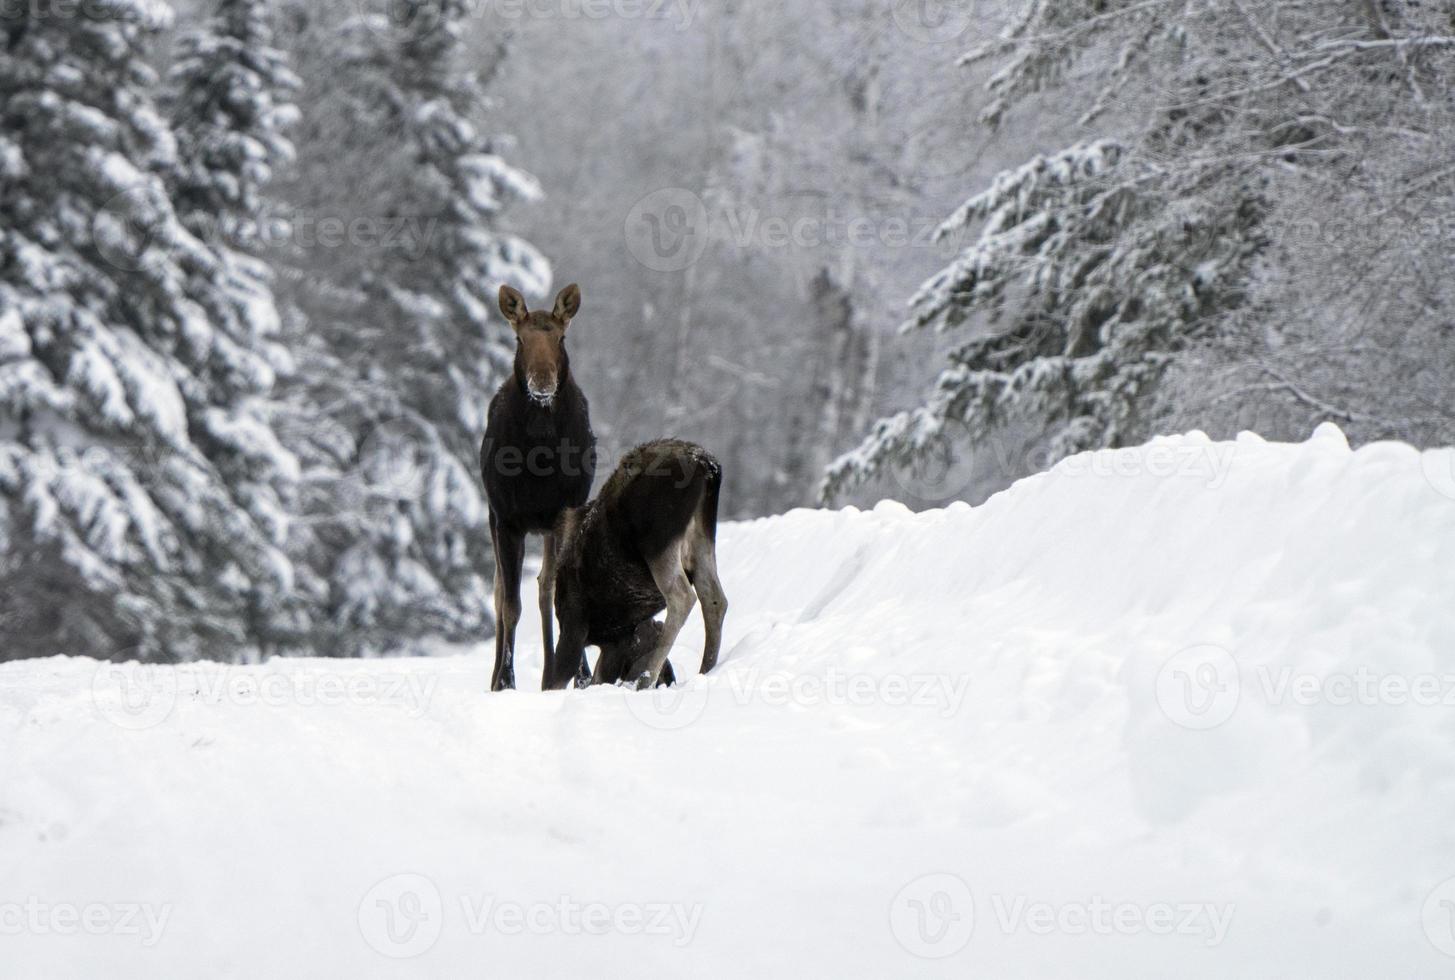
[4, 425, 1455, 977]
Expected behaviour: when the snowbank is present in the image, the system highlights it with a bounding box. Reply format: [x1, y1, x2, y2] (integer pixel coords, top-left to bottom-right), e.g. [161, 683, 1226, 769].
[3, 424, 1455, 977]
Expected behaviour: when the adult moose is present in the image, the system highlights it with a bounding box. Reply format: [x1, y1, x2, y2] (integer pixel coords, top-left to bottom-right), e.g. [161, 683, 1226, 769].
[550, 439, 728, 690]
[481, 283, 595, 691]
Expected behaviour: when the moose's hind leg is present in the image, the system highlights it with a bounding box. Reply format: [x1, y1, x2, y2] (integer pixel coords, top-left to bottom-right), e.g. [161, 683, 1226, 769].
[685, 519, 728, 675]
[541, 531, 590, 689]
[632, 546, 696, 690]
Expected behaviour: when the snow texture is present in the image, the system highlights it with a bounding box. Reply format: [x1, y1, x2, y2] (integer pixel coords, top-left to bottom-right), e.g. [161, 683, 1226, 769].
[2, 425, 1454, 975]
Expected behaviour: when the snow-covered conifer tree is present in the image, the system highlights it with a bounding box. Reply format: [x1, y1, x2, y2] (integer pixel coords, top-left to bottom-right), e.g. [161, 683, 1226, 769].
[167, 0, 300, 249]
[165, 0, 314, 656]
[823, 0, 1453, 502]
[280, 0, 550, 655]
[0, 0, 302, 661]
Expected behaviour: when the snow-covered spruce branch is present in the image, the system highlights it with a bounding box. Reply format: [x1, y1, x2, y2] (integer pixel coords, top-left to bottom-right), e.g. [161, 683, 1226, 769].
[821, 135, 1264, 503]
[1309, 35, 1455, 54]
[899, 140, 1126, 336]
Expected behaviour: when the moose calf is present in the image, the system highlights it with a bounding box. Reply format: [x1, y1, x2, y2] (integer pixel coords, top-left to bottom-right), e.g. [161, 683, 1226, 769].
[549, 440, 728, 690]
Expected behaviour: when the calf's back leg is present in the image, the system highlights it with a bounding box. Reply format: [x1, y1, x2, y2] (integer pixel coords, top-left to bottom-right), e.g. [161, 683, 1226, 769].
[630, 544, 697, 690]
[685, 520, 727, 674]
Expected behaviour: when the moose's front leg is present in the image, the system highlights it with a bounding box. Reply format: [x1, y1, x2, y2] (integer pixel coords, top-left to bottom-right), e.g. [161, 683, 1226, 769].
[537, 532, 558, 691]
[603, 620, 675, 687]
[548, 621, 590, 692]
[490, 515, 526, 692]
[592, 640, 628, 686]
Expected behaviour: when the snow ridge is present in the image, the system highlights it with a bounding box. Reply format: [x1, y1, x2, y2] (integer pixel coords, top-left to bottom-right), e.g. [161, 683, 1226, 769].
[3, 425, 1454, 977]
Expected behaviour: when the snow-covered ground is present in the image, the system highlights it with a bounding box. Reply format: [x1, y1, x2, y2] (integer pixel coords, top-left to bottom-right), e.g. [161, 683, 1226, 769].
[4, 424, 1455, 977]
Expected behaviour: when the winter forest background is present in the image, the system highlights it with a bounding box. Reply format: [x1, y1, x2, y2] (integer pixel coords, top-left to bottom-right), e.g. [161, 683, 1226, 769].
[1, 0, 1451, 663]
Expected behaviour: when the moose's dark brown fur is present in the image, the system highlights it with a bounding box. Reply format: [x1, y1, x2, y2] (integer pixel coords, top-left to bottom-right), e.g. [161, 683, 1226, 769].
[480, 283, 595, 691]
[550, 440, 728, 689]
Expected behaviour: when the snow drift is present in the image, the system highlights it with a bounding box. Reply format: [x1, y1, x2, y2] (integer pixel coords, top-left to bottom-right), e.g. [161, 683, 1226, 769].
[3, 424, 1455, 977]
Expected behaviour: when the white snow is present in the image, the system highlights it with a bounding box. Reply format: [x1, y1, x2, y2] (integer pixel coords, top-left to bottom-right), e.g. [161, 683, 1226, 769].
[4, 425, 1455, 976]
[0, 308, 29, 362]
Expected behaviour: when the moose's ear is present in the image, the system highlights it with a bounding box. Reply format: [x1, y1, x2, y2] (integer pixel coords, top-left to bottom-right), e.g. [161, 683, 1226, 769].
[552, 283, 581, 326]
[499, 285, 529, 330]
